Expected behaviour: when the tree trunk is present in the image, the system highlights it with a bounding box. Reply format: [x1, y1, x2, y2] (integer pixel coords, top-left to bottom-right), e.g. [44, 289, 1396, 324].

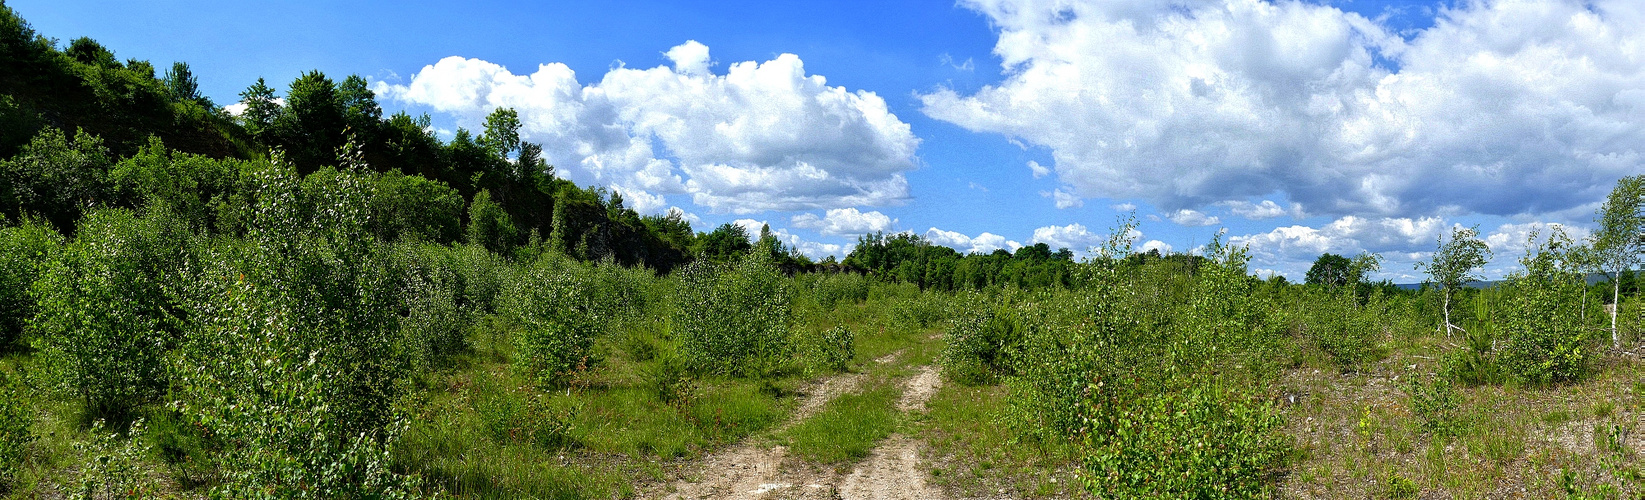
[1614, 274, 1622, 349]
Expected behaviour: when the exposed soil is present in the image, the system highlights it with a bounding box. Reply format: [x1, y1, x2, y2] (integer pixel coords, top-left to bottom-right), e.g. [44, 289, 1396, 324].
[657, 356, 950, 500]
[837, 365, 945, 500]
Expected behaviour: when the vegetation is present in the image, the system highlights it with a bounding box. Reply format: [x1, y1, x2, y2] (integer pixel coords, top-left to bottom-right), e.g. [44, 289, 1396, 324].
[0, 4, 1642, 498]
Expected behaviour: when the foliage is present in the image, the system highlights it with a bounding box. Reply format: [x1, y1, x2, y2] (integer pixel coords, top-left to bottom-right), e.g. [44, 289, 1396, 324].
[466, 189, 517, 255]
[1080, 379, 1289, 499]
[170, 157, 423, 498]
[502, 256, 601, 386]
[674, 252, 791, 376]
[1404, 376, 1464, 437]
[810, 271, 868, 309]
[1416, 226, 1491, 336]
[1301, 288, 1381, 369]
[1305, 253, 1352, 288]
[0, 127, 112, 232]
[0, 215, 57, 349]
[68, 420, 153, 500]
[1591, 175, 1645, 347]
[30, 206, 189, 419]
[1498, 228, 1595, 385]
[804, 325, 856, 373]
[0, 373, 31, 491]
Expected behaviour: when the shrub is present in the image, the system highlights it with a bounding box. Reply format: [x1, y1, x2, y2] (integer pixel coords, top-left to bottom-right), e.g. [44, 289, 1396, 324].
[1081, 380, 1289, 499]
[502, 256, 601, 386]
[941, 301, 1024, 386]
[1304, 290, 1379, 370]
[1498, 230, 1594, 385]
[1404, 376, 1464, 437]
[674, 253, 791, 376]
[0, 216, 58, 350]
[31, 206, 190, 418]
[397, 248, 468, 371]
[68, 420, 153, 500]
[806, 326, 855, 372]
[171, 158, 423, 498]
[811, 272, 868, 309]
[0, 374, 32, 491]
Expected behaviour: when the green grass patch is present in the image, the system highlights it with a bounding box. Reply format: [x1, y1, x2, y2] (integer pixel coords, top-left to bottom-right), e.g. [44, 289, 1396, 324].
[783, 382, 901, 464]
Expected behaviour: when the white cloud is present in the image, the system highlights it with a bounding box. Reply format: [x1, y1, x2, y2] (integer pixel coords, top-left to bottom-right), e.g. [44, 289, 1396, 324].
[1230, 215, 1452, 280]
[791, 207, 896, 236]
[222, 97, 285, 117]
[922, 0, 1645, 219]
[1029, 223, 1103, 252]
[1027, 160, 1050, 178]
[1140, 240, 1174, 254]
[728, 218, 845, 259]
[1484, 221, 1592, 260]
[1219, 199, 1300, 219]
[1167, 209, 1221, 227]
[1111, 202, 1138, 212]
[1044, 189, 1085, 209]
[924, 227, 1021, 254]
[380, 41, 920, 214]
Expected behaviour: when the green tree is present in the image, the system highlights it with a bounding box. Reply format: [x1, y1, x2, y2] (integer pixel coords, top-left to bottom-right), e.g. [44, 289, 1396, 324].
[1592, 175, 1644, 349]
[1499, 228, 1592, 384]
[270, 71, 346, 173]
[466, 189, 517, 255]
[237, 77, 280, 142]
[479, 107, 521, 159]
[1305, 253, 1351, 288]
[162, 61, 209, 107]
[0, 127, 112, 232]
[1416, 226, 1491, 337]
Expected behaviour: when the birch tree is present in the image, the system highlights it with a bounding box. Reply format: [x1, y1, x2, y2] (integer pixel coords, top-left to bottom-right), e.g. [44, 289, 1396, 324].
[1592, 175, 1645, 349]
[1416, 226, 1491, 337]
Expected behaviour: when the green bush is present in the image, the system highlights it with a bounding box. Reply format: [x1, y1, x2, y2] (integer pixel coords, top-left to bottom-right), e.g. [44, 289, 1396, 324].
[811, 272, 868, 309]
[674, 253, 792, 376]
[31, 206, 190, 418]
[0, 374, 32, 492]
[1081, 380, 1289, 499]
[1303, 289, 1380, 369]
[941, 301, 1024, 385]
[805, 325, 855, 372]
[0, 216, 58, 349]
[171, 158, 423, 498]
[1404, 376, 1464, 437]
[396, 246, 469, 371]
[502, 256, 601, 386]
[1498, 231, 1594, 385]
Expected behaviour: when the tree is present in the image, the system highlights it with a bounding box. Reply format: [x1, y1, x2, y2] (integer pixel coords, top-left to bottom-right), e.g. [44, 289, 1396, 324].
[1416, 226, 1491, 337]
[237, 78, 280, 142]
[270, 71, 346, 173]
[162, 61, 209, 107]
[479, 108, 521, 159]
[1592, 175, 1645, 349]
[1305, 253, 1351, 288]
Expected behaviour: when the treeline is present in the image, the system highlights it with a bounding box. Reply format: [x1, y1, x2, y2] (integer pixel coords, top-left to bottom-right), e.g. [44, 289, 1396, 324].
[0, 1, 778, 273]
[841, 232, 1081, 290]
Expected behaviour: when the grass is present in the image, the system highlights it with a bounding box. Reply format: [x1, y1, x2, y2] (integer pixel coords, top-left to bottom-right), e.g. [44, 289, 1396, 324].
[919, 382, 1080, 498]
[782, 381, 901, 464]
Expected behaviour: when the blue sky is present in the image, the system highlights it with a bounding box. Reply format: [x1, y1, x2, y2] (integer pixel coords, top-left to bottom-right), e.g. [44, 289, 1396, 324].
[11, 0, 1642, 282]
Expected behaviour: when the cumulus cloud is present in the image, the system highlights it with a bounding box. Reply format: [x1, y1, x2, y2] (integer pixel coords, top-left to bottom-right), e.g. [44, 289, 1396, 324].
[791, 207, 896, 236]
[222, 97, 285, 116]
[1029, 223, 1103, 252]
[1140, 240, 1174, 254]
[924, 227, 1021, 254]
[1484, 221, 1592, 260]
[731, 218, 845, 259]
[1167, 209, 1221, 227]
[1230, 215, 1450, 280]
[380, 41, 920, 214]
[922, 0, 1645, 219]
[1219, 199, 1301, 219]
[1045, 189, 1085, 209]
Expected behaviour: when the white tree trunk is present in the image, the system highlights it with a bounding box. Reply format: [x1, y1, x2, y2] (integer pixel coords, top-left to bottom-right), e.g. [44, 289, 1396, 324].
[1613, 275, 1622, 349]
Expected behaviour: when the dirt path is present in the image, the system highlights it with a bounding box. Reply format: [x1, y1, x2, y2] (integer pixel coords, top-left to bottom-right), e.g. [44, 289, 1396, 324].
[836, 365, 945, 500]
[658, 355, 949, 500]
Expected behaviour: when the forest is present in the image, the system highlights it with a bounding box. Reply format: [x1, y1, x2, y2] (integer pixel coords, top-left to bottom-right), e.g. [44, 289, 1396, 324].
[2, 2, 1644, 498]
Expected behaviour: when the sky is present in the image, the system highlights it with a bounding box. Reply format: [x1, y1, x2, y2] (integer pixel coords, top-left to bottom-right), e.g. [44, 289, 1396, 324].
[10, 0, 1643, 282]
